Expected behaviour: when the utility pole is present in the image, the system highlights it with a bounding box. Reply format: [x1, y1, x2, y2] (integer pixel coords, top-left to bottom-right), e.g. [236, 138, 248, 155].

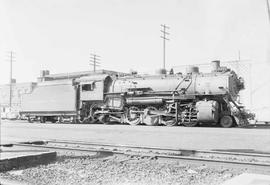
[236, 50, 241, 74]
[7, 51, 15, 109]
[89, 53, 101, 72]
[160, 24, 170, 70]
[266, 0, 270, 24]
[0, 103, 1, 152]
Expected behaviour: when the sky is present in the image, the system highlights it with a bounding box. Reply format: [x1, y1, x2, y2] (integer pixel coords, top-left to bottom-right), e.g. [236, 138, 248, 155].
[1, 0, 270, 119]
[1, 0, 270, 83]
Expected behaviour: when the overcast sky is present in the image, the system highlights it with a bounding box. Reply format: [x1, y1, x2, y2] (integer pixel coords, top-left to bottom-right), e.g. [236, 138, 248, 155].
[1, 0, 270, 84]
[1, 0, 270, 120]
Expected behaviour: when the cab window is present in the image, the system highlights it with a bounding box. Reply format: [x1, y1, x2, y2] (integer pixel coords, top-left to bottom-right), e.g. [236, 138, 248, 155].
[82, 84, 94, 91]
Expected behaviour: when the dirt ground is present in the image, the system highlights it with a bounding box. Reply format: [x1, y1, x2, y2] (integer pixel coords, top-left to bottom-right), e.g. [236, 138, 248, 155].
[1, 121, 270, 184]
[1, 121, 270, 152]
[0, 150, 251, 185]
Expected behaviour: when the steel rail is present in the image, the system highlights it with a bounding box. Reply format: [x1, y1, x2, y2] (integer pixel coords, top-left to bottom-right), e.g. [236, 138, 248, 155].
[13, 142, 270, 168]
[47, 139, 270, 158]
[13, 143, 121, 154]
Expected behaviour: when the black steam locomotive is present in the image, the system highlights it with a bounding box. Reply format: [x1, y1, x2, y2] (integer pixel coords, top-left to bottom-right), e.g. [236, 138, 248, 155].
[20, 61, 248, 127]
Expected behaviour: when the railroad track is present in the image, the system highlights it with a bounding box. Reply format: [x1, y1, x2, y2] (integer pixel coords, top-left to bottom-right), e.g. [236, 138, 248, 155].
[13, 139, 270, 168]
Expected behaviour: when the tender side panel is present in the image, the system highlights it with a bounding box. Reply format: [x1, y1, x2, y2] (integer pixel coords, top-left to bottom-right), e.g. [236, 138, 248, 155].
[21, 83, 77, 113]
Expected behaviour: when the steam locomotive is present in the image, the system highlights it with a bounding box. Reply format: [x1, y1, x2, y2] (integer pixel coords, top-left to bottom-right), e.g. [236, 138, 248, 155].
[20, 61, 247, 127]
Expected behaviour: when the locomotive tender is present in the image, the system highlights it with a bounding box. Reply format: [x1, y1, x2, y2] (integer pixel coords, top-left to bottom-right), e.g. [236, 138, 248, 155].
[20, 60, 246, 127]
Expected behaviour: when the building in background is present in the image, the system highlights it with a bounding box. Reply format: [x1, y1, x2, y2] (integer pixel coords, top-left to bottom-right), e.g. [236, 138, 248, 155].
[0, 82, 37, 119]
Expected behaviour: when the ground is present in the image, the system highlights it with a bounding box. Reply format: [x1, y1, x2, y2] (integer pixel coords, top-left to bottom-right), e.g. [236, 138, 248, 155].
[1, 120, 270, 185]
[0, 150, 250, 185]
[1, 120, 270, 152]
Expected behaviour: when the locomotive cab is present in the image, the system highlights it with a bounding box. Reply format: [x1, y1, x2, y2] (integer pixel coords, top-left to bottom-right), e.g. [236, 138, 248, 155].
[76, 75, 112, 123]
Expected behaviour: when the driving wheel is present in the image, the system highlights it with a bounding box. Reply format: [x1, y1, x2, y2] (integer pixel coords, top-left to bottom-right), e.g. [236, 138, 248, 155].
[144, 107, 159, 126]
[182, 121, 198, 127]
[220, 115, 234, 128]
[126, 106, 141, 126]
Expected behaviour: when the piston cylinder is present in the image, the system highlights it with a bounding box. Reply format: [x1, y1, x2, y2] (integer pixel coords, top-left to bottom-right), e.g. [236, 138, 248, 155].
[196, 100, 219, 123]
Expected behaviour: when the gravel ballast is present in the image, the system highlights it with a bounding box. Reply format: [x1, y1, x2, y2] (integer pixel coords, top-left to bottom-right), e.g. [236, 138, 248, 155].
[0, 151, 253, 185]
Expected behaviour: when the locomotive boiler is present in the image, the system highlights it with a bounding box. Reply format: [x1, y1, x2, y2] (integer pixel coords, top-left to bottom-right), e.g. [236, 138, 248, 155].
[92, 61, 246, 127]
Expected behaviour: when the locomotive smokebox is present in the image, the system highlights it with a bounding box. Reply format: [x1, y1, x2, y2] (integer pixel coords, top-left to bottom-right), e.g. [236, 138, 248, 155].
[186, 66, 199, 74]
[211, 60, 220, 71]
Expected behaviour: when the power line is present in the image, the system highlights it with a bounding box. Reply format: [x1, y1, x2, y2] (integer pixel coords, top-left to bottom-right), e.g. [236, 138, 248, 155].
[89, 53, 101, 72]
[160, 24, 170, 70]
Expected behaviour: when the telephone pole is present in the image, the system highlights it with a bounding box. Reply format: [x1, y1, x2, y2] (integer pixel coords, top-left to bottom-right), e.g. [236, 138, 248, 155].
[7, 51, 15, 108]
[236, 50, 241, 74]
[266, 0, 270, 24]
[160, 24, 170, 70]
[89, 53, 101, 72]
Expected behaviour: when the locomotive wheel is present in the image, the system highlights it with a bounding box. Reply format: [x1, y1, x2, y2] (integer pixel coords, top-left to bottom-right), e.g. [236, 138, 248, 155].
[220, 115, 234, 128]
[144, 107, 159, 126]
[98, 115, 111, 124]
[88, 117, 98, 124]
[164, 119, 178, 126]
[27, 117, 33, 123]
[81, 117, 91, 124]
[182, 121, 198, 127]
[162, 116, 178, 126]
[126, 107, 141, 126]
[89, 104, 100, 124]
[40, 117, 46, 123]
[51, 119, 57, 123]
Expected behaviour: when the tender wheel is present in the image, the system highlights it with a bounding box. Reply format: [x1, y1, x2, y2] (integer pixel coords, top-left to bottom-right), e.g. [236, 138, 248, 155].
[48, 116, 57, 123]
[27, 117, 33, 123]
[144, 107, 159, 126]
[182, 121, 198, 127]
[40, 117, 46, 123]
[220, 115, 234, 128]
[126, 106, 141, 126]
[58, 116, 64, 123]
